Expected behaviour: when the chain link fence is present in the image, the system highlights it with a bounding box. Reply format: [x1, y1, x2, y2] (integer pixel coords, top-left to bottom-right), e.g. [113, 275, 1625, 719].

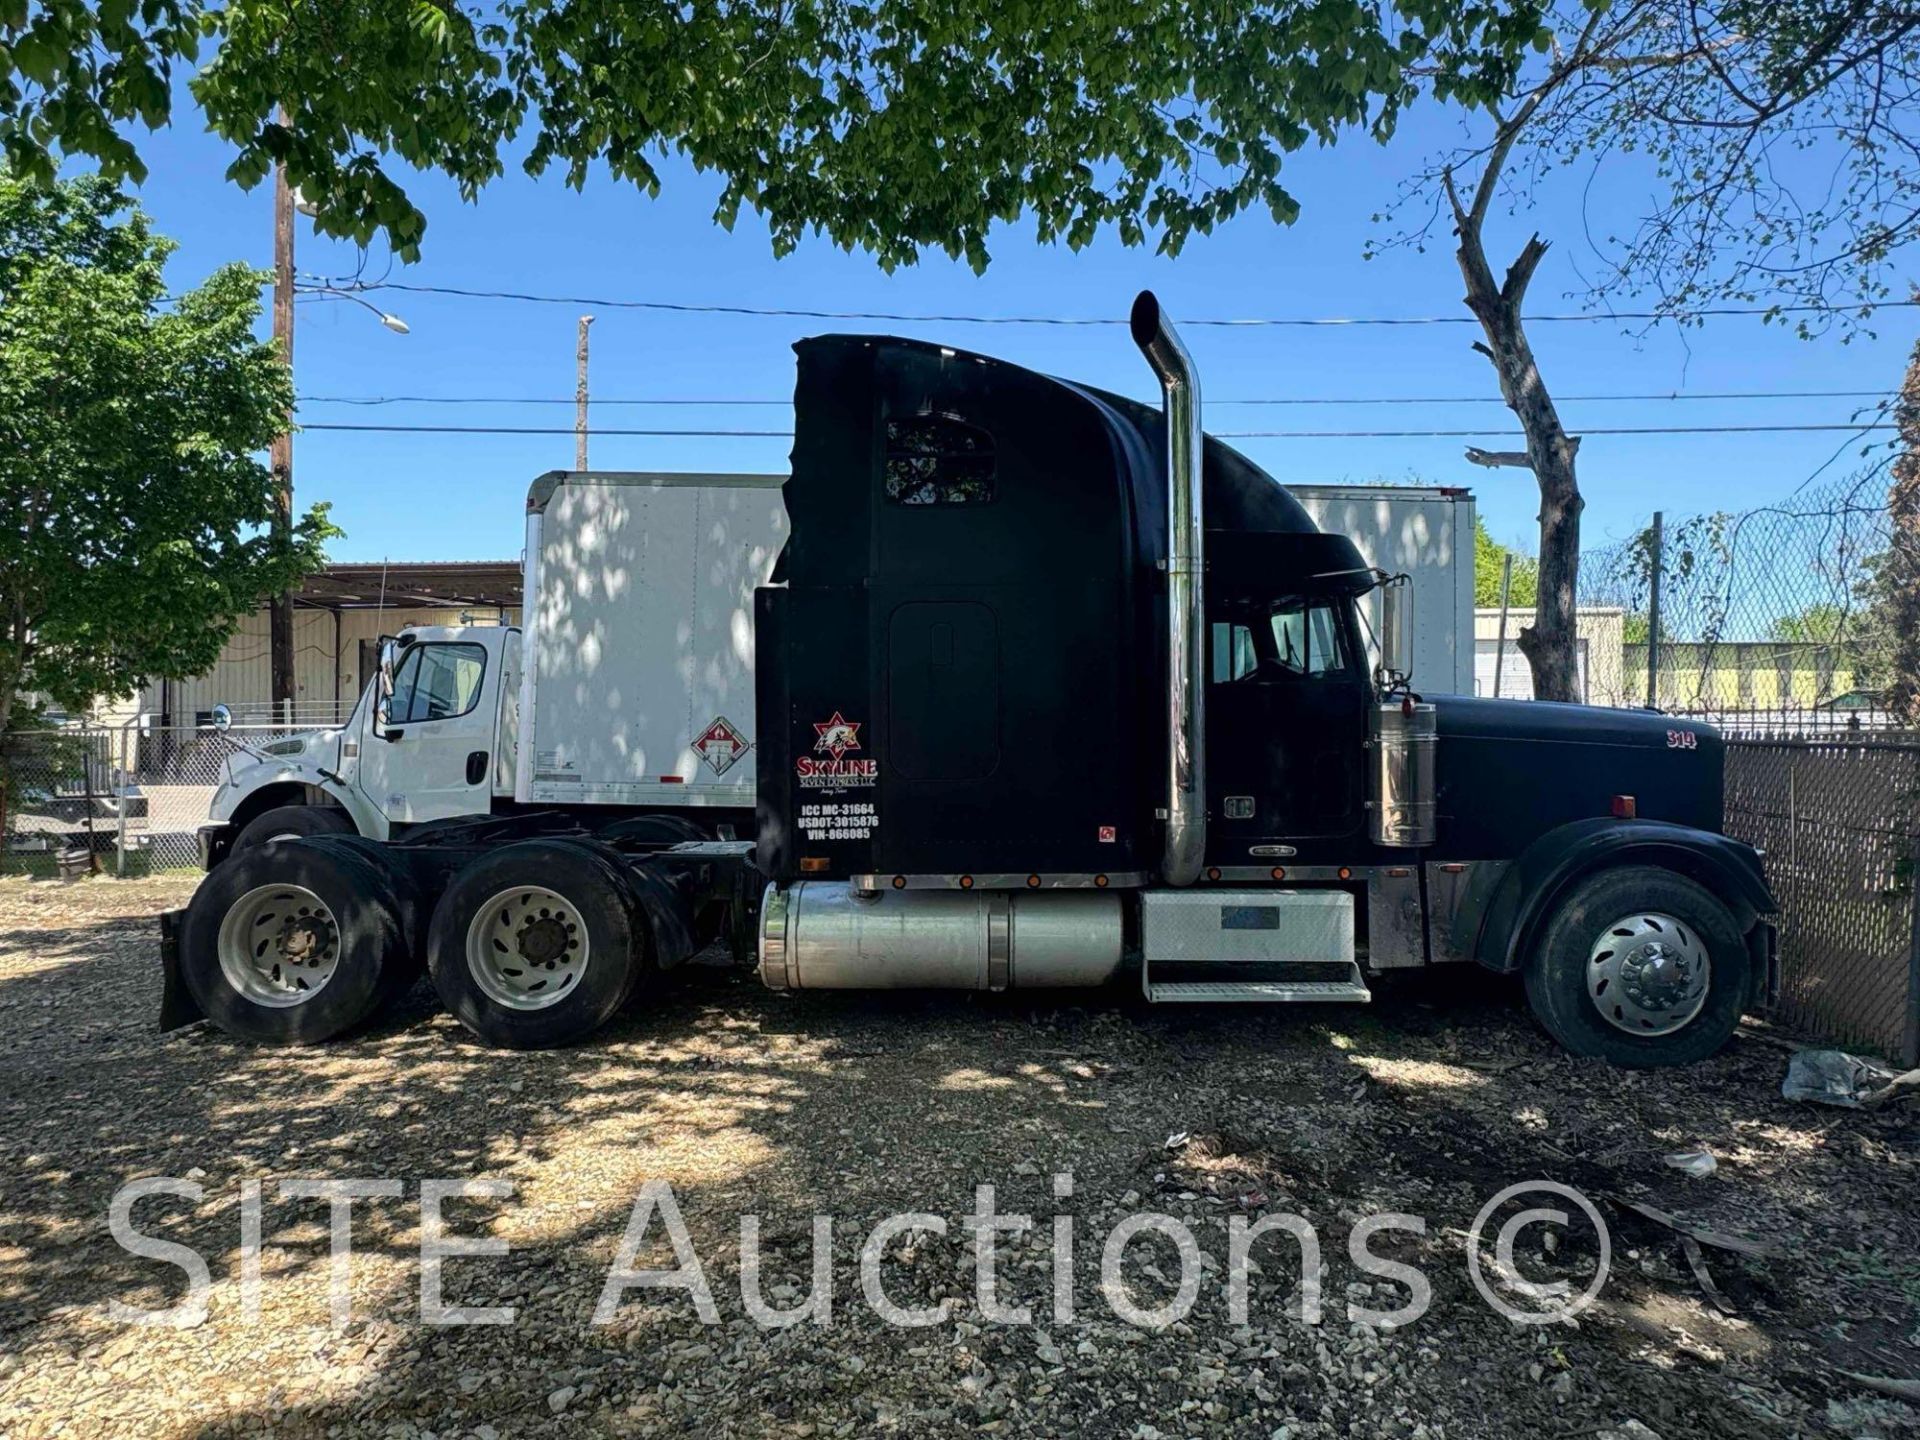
[1725, 735, 1920, 1065]
[2, 722, 315, 877]
[1577, 468, 1907, 734]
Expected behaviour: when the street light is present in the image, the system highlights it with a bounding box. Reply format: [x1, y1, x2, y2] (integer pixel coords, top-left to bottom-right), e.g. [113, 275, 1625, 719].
[296, 282, 410, 335]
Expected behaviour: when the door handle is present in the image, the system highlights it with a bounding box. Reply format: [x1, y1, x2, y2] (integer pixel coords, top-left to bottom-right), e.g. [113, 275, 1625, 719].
[466, 750, 488, 785]
[381, 729, 405, 743]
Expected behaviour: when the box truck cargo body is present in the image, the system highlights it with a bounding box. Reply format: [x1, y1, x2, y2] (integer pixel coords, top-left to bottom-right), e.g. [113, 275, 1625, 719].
[517, 472, 787, 810]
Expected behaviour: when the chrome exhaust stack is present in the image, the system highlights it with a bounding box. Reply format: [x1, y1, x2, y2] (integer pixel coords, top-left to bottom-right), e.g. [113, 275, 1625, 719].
[1131, 291, 1206, 887]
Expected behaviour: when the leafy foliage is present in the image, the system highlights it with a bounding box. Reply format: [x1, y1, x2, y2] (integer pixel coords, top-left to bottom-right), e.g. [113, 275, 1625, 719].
[0, 171, 334, 730]
[1, 0, 1548, 265]
[1472, 517, 1540, 608]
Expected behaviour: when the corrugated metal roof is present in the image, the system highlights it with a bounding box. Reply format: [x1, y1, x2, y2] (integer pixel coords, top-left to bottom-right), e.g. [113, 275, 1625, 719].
[297, 561, 521, 609]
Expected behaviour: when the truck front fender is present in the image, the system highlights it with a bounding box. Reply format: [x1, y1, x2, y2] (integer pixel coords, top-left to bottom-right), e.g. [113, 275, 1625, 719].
[1470, 817, 1777, 976]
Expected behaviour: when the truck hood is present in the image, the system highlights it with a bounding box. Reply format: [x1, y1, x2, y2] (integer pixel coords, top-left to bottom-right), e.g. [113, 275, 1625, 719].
[208, 726, 345, 822]
[1427, 694, 1725, 853]
[1430, 694, 1718, 751]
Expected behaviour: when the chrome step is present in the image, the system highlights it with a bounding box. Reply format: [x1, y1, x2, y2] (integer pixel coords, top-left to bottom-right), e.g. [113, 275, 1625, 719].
[1146, 979, 1373, 1003]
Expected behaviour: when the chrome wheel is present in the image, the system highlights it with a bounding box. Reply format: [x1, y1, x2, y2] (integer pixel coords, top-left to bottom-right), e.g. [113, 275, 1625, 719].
[216, 883, 341, 1007]
[1587, 911, 1710, 1036]
[466, 886, 590, 1011]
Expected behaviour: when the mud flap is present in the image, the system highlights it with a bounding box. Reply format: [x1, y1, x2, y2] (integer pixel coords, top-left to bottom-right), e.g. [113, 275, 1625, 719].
[157, 908, 205, 1033]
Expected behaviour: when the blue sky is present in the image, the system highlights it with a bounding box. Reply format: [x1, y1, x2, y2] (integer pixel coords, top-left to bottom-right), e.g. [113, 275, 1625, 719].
[121, 94, 1913, 566]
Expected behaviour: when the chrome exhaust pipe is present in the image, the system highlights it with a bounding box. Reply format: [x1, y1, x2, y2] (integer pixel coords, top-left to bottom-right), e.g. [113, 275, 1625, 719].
[1131, 291, 1206, 887]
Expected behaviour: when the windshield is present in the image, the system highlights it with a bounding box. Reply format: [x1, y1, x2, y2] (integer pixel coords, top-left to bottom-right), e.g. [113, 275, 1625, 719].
[1212, 596, 1355, 683]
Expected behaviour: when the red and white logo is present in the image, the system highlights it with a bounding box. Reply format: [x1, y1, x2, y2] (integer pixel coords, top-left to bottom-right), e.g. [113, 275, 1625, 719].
[692, 716, 751, 776]
[813, 712, 862, 760]
[1097, 825, 1117, 844]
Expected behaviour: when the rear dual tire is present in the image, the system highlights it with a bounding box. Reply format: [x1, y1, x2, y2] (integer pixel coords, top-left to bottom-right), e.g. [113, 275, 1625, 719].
[427, 839, 649, 1049]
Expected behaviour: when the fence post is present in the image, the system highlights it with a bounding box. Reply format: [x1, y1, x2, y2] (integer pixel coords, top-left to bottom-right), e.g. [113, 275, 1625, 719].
[81, 727, 97, 876]
[1493, 553, 1514, 698]
[1907, 833, 1920, 1068]
[115, 718, 130, 877]
[1645, 510, 1664, 710]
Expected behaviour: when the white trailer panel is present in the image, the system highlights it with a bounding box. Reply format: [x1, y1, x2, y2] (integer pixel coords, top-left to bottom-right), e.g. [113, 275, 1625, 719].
[1291, 485, 1475, 696]
[518, 473, 787, 808]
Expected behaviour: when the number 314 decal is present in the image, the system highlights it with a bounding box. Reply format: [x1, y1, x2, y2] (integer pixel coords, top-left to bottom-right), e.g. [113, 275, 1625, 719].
[1666, 729, 1698, 750]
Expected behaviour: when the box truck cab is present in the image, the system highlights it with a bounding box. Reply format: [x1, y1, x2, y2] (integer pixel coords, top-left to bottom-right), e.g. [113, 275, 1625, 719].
[201, 623, 521, 859]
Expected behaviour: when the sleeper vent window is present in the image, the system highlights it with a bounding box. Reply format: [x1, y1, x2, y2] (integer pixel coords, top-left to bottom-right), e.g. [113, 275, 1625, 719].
[884, 414, 996, 506]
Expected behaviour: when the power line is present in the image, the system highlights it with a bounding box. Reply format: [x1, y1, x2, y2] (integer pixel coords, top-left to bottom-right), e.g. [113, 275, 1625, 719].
[300, 420, 1897, 439]
[296, 388, 1893, 409]
[356, 280, 1920, 328]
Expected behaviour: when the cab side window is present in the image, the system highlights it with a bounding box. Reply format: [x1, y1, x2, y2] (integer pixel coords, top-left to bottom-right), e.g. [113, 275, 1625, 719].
[387, 643, 487, 724]
[1210, 622, 1259, 683]
[1269, 600, 1351, 679]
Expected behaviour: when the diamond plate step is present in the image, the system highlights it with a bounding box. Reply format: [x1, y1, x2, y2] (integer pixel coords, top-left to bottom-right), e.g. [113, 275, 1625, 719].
[1146, 978, 1373, 1004]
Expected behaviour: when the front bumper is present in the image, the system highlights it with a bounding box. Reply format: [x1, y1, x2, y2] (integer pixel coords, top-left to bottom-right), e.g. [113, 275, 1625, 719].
[196, 822, 235, 872]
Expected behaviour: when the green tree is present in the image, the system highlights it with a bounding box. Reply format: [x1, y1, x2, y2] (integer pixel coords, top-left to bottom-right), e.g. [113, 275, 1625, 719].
[0, 2, 1545, 263]
[1371, 0, 1920, 703]
[1767, 604, 1853, 644]
[1473, 517, 1539, 609]
[0, 171, 334, 737]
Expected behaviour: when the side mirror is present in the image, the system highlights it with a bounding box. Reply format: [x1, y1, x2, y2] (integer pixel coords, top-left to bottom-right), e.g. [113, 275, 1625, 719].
[1376, 575, 1415, 693]
[210, 703, 233, 734]
[375, 636, 401, 734]
[377, 637, 398, 699]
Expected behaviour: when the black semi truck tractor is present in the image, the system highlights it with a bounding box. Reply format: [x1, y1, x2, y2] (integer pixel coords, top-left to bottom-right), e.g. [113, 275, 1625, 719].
[164, 291, 1776, 1066]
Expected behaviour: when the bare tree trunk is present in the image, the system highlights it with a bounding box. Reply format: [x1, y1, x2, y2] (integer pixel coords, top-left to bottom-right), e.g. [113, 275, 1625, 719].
[1452, 213, 1585, 703]
[1884, 325, 1920, 723]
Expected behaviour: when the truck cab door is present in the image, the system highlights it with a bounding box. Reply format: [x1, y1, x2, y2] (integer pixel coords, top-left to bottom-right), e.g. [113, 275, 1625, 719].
[1207, 593, 1369, 846]
[354, 638, 497, 825]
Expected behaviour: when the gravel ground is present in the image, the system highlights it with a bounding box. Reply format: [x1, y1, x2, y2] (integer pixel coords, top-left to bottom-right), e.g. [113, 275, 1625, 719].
[1, 875, 1917, 1440]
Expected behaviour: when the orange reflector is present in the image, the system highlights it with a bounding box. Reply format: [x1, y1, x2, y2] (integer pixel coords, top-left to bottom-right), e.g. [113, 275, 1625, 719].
[1386, 867, 1412, 878]
[1027, 874, 1041, 889]
[1271, 866, 1287, 881]
[959, 874, 974, 889]
[1094, 874, 1109, 888]
[799, 857, 830, 873]
[1612, 794, 1637, 819]
[658, 775, 685, 784]
[1440, 863, 1468, 874]
[1206, 866, 1222, 882]
[891, 875, 906, 889]
[1337, 866, 1352, 880]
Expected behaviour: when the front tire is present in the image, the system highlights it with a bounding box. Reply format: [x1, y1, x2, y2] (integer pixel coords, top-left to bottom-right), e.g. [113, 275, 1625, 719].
[427, 839, 645, 1048]
[233, 804, 352, 856]
[179, 841, 409, 1044]
[1524, 865, 1750, 1068]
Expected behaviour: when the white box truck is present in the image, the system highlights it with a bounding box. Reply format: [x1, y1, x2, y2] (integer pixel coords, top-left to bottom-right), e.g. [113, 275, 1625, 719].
[199, 474, 1466, 864]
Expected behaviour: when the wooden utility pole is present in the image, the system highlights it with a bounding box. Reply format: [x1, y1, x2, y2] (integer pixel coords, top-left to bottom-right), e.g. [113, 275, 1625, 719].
[269, 105, 297, 723]
[575, 315, 594, 470]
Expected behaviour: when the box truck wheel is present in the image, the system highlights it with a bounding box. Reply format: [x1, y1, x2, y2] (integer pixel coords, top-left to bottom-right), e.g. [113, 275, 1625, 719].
[233, 804, 352, 855]
[297, 835, 428, 999]
[428, 839, 644, 1049]
[178, 840, 409, 1044]
[1524, 865, 1750, 1068]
